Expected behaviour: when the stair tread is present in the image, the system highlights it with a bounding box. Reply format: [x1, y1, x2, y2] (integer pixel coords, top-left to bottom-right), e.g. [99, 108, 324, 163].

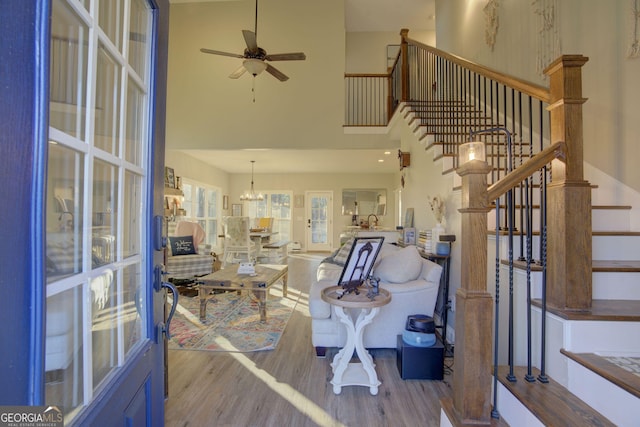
[593, 260, 640, 272]
[592, 205, 632, 210]
[496, 365, 615, 426]
[560, 350, 640, 399]
[532, 299, 640, 321]
[593, 231, 640, 236]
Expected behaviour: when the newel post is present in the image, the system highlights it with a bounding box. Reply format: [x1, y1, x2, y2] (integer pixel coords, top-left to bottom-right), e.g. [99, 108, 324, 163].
[544, 55, 592, 310]
[400, 28, 409, 103]
[445, 159, 494, 425]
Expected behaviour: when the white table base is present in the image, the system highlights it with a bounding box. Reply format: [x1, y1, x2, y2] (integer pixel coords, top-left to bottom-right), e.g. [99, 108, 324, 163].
[330, 305, 381, 395]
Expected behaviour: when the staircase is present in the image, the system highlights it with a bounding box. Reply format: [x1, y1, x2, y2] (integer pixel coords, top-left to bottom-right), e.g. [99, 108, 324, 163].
[400, 98, 640, 426]
[344, 29, 640, 425]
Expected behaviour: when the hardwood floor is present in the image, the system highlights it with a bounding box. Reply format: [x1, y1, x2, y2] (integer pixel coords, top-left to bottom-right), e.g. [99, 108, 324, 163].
[164, 252, 453, 426]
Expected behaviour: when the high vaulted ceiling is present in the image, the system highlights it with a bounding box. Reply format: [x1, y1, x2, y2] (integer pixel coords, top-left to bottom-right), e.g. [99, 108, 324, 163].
[166, 0, 436, 174]
[169, 0, 436, 33]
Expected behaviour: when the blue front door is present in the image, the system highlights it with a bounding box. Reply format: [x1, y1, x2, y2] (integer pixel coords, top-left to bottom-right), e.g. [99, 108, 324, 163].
[0, 1, 170, 424]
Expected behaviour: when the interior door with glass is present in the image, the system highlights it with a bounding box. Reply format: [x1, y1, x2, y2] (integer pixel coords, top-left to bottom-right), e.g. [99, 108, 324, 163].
[306, 191, 333, 252]
[44, 0, 169, 424]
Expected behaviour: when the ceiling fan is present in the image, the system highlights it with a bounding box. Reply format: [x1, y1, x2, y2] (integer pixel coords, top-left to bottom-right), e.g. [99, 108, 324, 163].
[199, 0, 306, 82]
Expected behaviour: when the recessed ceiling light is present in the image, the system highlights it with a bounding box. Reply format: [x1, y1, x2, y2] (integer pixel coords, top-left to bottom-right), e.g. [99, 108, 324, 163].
[384, 151, 391, 155]
[378, 159, 384, 163]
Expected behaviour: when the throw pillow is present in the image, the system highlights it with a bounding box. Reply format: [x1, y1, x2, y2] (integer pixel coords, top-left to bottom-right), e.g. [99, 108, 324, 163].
[332, 238, 355, 266]
[374, 245, 423, 283]
[169, 235, 197, 256]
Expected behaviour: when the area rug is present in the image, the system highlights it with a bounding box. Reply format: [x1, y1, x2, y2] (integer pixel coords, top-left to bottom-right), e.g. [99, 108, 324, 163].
[603, 355, 640, 378]
[168, 285, 295, 352]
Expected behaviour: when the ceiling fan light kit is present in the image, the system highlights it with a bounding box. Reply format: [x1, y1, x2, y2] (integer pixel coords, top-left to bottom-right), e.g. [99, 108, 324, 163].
[243, 58, 267, 76]
[200, 0, 306, 82]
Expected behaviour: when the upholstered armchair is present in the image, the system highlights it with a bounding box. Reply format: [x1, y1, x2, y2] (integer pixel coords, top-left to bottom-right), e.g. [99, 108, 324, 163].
[165, 220, 214, 281]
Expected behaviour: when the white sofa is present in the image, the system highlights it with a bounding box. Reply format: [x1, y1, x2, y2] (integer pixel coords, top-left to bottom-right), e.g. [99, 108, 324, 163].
[309, 242, 442, 355]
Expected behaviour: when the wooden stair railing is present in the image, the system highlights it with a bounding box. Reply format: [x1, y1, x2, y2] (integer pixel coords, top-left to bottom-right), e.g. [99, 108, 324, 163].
[486, 141, 566, 202]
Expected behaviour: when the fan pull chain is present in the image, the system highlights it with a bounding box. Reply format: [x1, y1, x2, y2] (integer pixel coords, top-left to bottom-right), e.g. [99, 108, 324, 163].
[252, 77, 257, 102]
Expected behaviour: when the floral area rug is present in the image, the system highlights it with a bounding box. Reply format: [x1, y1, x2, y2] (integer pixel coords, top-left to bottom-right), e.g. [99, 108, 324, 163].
[168, 284, 295, 352]
[603, 355, 640, 378]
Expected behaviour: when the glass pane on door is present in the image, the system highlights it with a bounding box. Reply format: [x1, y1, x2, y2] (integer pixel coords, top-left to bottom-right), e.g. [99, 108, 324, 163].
[44, 286, 84, 416]
[94, 43, 120, 155]
[92, 160, 117, 268]
[124, 78, 145, 166]
[99, 0, 124, 52]
[122, 263, 144, 356]
[49, 0, 88, 140]
[46, 143, 84, 281]
[123, 171, 142, 258]
[92, 270, 119, 389]
[311, 196, 328, 244]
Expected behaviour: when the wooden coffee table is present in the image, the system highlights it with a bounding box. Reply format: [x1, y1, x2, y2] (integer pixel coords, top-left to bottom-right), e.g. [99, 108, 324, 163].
[197, 264, 288, 322]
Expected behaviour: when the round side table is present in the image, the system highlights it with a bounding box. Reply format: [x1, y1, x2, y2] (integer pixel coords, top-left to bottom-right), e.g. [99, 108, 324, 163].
[321, 285, 391, 395]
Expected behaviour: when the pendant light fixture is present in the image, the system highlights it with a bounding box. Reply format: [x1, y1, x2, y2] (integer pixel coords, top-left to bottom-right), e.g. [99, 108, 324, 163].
[240, 160, 264, 201]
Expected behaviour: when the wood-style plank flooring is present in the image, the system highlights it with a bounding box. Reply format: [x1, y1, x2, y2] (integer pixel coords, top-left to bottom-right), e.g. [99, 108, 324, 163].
[164, 253, 453, 426]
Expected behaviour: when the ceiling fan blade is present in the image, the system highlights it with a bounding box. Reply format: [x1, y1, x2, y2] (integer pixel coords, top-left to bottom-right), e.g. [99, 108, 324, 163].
[200, 48, 244, 59]
[229, 65, 247, 79]
[242, 30, 259, 54]
[265, 52, 306, 61]
[265, 64, 289, 82]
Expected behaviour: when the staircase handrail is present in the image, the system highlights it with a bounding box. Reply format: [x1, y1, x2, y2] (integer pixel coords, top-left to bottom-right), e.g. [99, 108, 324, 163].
[402, 30, 551, 103]
[487, 141, 566, 202]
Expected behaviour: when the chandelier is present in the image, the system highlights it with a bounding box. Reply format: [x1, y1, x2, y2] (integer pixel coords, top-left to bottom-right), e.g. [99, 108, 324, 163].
[240, 160, 264, 201]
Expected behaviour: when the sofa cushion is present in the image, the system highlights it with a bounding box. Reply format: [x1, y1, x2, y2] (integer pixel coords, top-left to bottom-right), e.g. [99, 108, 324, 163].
[332, 238, 354, 266]
[317, 261, 343, 283]
[169, 235, 197, 256]
[374, 245, 423, 283]
[420, 258, 443, 283]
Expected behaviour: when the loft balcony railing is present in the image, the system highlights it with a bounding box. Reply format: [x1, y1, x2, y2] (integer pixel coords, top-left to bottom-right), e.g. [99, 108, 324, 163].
[345, 29, 591, 425]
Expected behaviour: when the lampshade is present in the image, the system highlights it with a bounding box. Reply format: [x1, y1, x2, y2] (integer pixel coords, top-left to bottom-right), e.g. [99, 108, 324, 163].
[240, 160, 264, 201]
[243, 59, 267, 76]
[459, 141, 486, 164]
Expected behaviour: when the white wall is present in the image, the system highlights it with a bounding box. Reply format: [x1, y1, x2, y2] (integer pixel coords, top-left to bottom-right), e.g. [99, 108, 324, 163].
[167, 150, 230, 194]
[391, 115, 462, 336]
[435, 0, 640, 195]
[345, 30, 435, 73]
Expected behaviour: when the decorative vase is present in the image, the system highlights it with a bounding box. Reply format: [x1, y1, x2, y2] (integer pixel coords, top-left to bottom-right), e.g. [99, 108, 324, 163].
[436, 242, 450, 256]
[431, 223, 445, 249]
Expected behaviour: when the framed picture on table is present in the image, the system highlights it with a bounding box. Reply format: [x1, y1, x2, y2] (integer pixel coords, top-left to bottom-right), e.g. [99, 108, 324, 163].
[338, 237, 384, 288]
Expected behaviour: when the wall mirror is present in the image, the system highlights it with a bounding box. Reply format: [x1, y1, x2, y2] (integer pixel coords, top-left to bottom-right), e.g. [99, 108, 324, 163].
[342, 189, 387, 216]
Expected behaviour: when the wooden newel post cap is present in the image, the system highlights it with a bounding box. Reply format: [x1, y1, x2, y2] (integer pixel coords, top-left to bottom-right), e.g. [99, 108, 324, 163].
[456, 159, 492, 176]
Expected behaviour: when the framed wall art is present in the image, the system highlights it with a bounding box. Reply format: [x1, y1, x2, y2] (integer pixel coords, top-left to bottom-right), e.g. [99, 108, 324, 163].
[164, 167, 175, 188]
